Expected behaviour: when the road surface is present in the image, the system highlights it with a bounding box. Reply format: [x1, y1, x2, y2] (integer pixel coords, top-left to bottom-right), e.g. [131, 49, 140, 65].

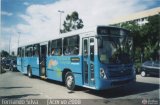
[0, 70, 159, 105]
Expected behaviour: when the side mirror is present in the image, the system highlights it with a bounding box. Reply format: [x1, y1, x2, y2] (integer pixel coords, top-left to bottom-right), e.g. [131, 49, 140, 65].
[96, 36, 103, 48]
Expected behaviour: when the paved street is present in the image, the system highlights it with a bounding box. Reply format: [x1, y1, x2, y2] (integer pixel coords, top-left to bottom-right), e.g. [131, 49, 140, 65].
[0, 70, 159, 105]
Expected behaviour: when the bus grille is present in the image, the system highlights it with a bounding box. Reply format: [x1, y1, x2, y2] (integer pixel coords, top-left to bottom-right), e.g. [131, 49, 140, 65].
[111, 78, 133, 86]
[109, 69, 132, 78]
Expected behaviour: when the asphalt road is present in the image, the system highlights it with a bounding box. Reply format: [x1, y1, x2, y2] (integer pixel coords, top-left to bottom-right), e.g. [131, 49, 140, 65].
[0, 69, 159, 105]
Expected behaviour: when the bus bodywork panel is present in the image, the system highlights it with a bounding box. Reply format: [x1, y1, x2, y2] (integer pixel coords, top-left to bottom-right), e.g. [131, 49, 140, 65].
[25, 57, 40, 76]
[46, 56, 83, 86]
[17, 57, 40, 76]
[94, 55, 136, 90]
[17, 57, 22, 72]
[95, 76, 136, 90]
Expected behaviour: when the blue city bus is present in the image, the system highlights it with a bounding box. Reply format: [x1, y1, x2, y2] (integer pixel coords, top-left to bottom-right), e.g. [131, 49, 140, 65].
[17, 26, 136, 90]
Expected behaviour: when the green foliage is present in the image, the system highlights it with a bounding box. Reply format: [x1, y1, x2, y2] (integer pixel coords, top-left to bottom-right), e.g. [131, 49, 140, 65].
[1, 50, 9, 57]
[119, 15, 159, 66]
[61, 11, 84, 33]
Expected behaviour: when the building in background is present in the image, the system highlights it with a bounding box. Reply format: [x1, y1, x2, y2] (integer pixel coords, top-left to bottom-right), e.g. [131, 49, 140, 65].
[109, 7, 160, 26]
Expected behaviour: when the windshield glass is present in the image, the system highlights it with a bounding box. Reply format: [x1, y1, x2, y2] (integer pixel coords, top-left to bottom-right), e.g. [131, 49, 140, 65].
[98, 36, 133, 64]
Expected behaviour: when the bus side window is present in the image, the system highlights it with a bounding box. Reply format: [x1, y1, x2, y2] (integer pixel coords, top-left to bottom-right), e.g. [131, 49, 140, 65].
[33, 45, 36, 56]
[25, 47, 27, 57]
[31, 46, 33, 57]
[20, 48, 22, 57]
[51, 48, 55, 55]
[37, 44, 39, 56]
[17, 48, 21, 57]
[48, 41, 51, 56]
[25, 46, 32, 57]
[51, 40, 56, 55]
[51, 39, 62, 56]
[30, 48, 32, 57]
[57, 48, 62, 56]
[17, 48, 19, 57]
[57, 39, 62, 56]
[63, 35, 79, 55]
[33, 44, 39, 57]
[21, 48, 25, 57]
[64, 47, 71, 55]
[25, 47, 28, 57]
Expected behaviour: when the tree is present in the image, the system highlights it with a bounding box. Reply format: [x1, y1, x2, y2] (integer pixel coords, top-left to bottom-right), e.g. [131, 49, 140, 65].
[1, 50, 9, 57]
[61, 11, 84, 33]
[11, 51, 15, 56]
[121, 21, 143, 49]
[119, 15, 159, 62]
[142, 15, 159, 61]
[114, 15, 159, 72]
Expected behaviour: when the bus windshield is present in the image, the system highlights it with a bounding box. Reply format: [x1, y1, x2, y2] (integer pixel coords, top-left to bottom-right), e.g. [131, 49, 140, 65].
[98, 35, 133, 64]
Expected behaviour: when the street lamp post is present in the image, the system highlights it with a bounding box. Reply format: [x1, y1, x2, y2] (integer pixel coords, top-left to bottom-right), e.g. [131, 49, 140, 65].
[9, 34, 12, 55]
[17, 32, 21, 48]
[58, 10, 64, 34]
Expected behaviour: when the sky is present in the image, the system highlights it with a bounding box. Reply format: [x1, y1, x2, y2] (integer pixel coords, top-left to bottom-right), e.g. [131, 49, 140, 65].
[1, 0, 160, 54]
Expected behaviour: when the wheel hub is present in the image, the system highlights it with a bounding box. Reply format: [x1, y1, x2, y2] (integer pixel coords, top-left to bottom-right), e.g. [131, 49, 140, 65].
[67, 76, 73, 87]
[28, 70, 31, 77]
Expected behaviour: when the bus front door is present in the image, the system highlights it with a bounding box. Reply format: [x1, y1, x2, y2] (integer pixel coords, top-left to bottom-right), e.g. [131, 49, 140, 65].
[82, 37, 95, 87]
[39, 44, 47, 77]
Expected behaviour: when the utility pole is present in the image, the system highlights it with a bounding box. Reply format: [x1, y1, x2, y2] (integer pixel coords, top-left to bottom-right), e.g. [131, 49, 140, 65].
[58, 10, 64, 34]
[9, 34, 12, 55]
[17, 32, 21, 48]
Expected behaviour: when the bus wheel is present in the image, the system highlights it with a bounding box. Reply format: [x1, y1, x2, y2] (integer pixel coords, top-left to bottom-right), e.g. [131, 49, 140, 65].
[65, 72, 75, 90]
[27, 67, 32, 78]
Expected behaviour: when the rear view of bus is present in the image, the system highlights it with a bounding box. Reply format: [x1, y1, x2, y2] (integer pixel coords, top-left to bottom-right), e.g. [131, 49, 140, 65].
[95, 26, 136, 90]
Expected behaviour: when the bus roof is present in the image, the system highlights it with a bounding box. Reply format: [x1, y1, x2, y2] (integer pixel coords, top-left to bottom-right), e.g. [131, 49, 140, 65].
[18, 25, 128, 48]
[18, 26, 97, 48]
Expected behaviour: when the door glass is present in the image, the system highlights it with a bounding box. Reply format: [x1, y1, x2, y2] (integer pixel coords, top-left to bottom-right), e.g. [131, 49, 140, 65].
[83, 38, 95, 86]
[83, 39, 88, 84]
[21, 47, 25, 72]
[90, 38, 95, 84]
[84, 39, 88, 56]
[90, 38, 94, 61]
[40, 45, 47, 76]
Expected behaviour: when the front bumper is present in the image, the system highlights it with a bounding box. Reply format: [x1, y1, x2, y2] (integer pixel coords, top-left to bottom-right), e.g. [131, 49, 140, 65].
[96, 75, 136, 90]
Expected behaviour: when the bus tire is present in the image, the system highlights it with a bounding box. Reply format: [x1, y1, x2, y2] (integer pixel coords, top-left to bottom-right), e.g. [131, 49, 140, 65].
[27, 66, 32, 78]
[65, 72, 75, 90]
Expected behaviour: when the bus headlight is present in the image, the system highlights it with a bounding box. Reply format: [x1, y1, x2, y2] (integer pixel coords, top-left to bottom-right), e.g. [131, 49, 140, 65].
[100, 68, 107, 79]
